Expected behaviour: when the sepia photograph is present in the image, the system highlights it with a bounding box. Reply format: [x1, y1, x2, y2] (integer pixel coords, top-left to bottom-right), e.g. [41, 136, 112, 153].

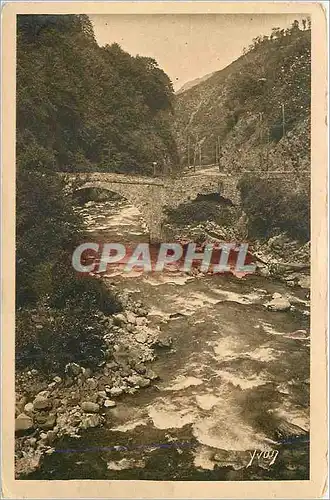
[1, 2, 328, 498]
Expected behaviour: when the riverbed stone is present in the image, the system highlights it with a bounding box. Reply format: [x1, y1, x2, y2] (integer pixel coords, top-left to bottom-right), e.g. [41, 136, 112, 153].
[108, 387, 123, 397]
[65, 362, 81, 377]
[266, 296, 291, 312]
[15, 413, 34, 433]
[86, 378, 98, 390]
[39, 413, 57, 430]
[104, 399, 116, 408]
[126, 311, 137, 324]
[97, 391, 107, 400]
[46, 430, 57, 445]
[113, 313, 127, 325]
[155, 336, 173, 348]
[81, 367, 92, 378]
[135, 331, 148, 344]
[80, 414, 101, 429]
[24, 402, 34, 415]
[134, 363, 146, 375]
[80, 401, 100, 413]
[33, 396, 52, 411]
[145, 368, 159, 380]
[298, 275, 310, 289]
[126, 375, 150, 388]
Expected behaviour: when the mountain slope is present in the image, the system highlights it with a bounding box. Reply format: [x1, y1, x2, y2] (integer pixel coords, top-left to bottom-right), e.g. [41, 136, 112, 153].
[175, 71, 215, 95]
[174, 24, 311, 175]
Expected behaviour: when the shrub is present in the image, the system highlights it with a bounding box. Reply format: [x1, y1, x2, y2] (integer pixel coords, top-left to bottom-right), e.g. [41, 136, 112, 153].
[165, 199, 238, 227]
[15, 301, 108, 374]
[238, 174, 310, 241]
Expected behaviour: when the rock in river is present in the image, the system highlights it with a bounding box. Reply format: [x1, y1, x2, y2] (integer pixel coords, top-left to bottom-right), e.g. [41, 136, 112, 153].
[80, 414, 101, 429]
[80, 401, 100, 413]
[107, 387, 123, 397]
[265, 295, 291, 312]
[33, 396, 52, 411]
[126, 375, 150, 388]
[39, 413, 57, 430]
[104, 399, 116, 408]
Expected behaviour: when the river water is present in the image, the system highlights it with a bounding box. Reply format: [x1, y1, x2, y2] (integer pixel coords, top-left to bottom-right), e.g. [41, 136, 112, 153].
[33, 198, 310, 481]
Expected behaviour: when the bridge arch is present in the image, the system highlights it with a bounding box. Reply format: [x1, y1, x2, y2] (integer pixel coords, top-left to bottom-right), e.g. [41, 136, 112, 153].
[71, 179, 166, 242]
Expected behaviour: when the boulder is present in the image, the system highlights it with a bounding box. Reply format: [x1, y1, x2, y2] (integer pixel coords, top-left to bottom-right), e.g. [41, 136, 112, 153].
[265, 296, 291, 312]
[113, 313, 127, 325]
[126, 375, 150, 388]
[126, 311, 137, 324]
[33, 396, 52, 411]
[135, 332, 148, 344]
[15, 413, 34, 434]
[39, 414, 57, 430]
[135, 317, 147, 327]
[298, 275, 310, 289]
[145, 368, 159, 380]
[80, 402, 100, 413]
[80, 414, 101, 429]
[97, 391, 107, 400]
[24, 402, 34, 415]
[86, 378, 98, 390]
[108, 387, 123, 397]
[155, 337, 173, 348]
[81, 367, 92, 378]
[104, 399, 116, 408]
[65, 362, 81, 377]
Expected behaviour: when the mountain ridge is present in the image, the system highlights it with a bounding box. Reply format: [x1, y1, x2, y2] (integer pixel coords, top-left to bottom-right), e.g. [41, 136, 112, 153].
[175, 71, 216, 95]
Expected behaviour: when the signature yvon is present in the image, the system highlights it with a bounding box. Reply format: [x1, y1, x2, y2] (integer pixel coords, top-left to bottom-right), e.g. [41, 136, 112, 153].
[247, 449, 279, 467]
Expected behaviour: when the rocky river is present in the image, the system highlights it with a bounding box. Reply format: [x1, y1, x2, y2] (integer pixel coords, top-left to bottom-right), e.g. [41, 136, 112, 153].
[20, 196, 310, 481]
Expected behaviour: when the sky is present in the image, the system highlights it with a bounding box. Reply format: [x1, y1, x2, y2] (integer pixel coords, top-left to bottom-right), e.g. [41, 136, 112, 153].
[89, 14, 307, 91]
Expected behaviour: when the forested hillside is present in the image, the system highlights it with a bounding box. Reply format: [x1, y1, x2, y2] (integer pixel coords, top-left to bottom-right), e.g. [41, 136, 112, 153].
[174, 20, 311, 174]
[17, 15, 178, 175]
[171, 20, 311, 242]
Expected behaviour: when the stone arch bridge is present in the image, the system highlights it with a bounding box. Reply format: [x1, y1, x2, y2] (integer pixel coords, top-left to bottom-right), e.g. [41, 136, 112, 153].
[62, 170, 307, 242]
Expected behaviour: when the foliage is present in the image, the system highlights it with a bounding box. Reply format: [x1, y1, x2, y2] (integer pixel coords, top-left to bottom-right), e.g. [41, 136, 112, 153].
[165, 199, 237, 227]
[175, 21, 310, 243]
[175, 20, 311, 167]
[16, 302, 108, 374]
[238, 175, 310, 241]
[17, 15, 179, 175]
[16, 15, 136, 373]
[16, 166, 121, 373]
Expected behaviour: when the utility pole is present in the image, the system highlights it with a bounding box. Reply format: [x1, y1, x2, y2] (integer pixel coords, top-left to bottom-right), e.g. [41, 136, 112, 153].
[194, 135, 199, 172]
[187, 136, 191, 168]
[259, 112, 263, 142]
[217, 136, 221, 170]
[281, 103, 285, 138]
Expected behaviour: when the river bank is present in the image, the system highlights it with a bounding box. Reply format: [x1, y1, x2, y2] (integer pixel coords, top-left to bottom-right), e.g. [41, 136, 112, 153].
[15, 286, 173, 477]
